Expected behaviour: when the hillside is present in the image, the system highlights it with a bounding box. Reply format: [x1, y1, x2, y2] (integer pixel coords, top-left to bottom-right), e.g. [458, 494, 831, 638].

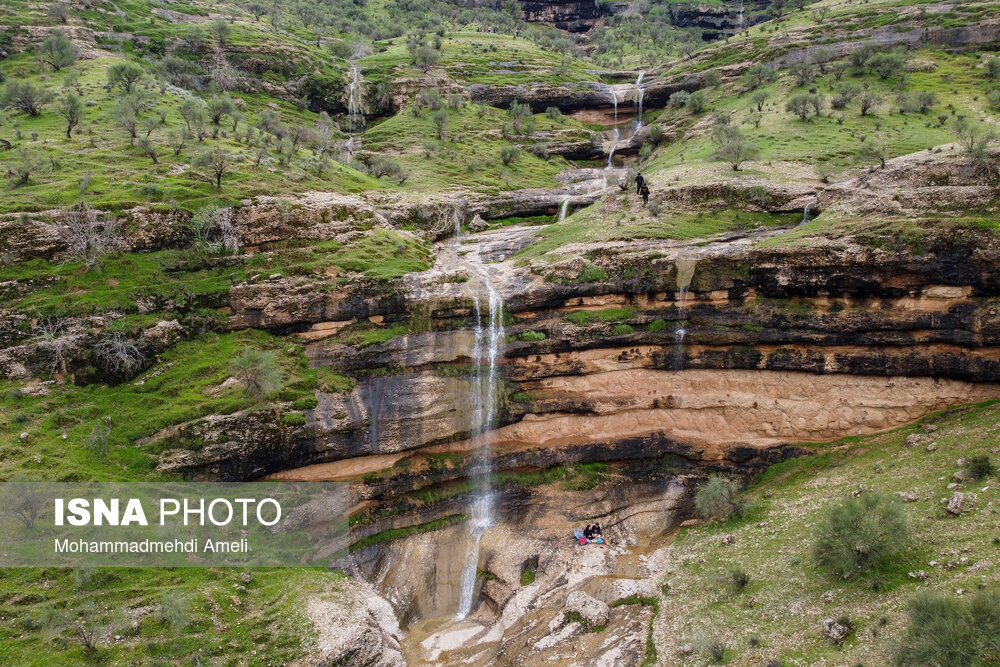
[1, 0, 1000, 664]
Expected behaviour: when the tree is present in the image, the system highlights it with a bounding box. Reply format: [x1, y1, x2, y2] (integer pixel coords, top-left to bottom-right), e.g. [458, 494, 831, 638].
[166, 130, 187, 156]
[7, 490, 46, 529]
[94, 332, 144, 377]
[112, 94, 143, 144]
[432, 109, 449, 140]
[813, 491, 910, 578]
[229, 348, 282, 397]
[986, 57, 1000, 81]
[711, 126, 760, 171]
[868, 51, 907, 80]
[740, 64, 775, 91]
[56, 93, 82, 139]
[646, 124, 664, 146]
[137, 136, 159, 164]
[206, 93, 235, 125]
[38, 30, 77, 71]
[413, 45, 439, 72]
[750, 89, 768, 112]
[953, 117, 997, 173]
[694, 475, 743, 520]
[196, 148, 231, 188]
[209, 18, 231, 47]
[915, 90, 937, 114]
[857, 135, 889, 168]
[2, 81, 50, 116]
[790, 61, 814, 87]
[58, 203, 122, 272]
[185, 205, 237, 254]
[47, 2, 70, 23]
[7, 149, 45, 187]
[499, 145, 520, 166]
[786, 93, 815, 120]
[858, 91, 880, 116]
[831, 83, 861, 110]
[811, 47, 835, 74]
[849, 41, 878, 69]
[178, 97, 206, 133]
[106, 62, 144, 93]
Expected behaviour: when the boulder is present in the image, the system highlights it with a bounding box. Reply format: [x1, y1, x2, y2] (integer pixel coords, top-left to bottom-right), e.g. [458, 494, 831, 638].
[820, 617, 852, 644]
[468, 214, 489, 233]
[564, 590, 609, 628]
[896, 491, 919, 502]
[947, 491, 966, 515]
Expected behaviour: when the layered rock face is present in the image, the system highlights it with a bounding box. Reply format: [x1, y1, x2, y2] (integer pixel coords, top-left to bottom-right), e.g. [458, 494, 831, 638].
[517, 0, 630, 32]
[152, 225, 1000, 552]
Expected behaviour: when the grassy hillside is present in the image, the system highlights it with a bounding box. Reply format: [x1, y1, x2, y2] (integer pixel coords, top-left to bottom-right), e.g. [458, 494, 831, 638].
[657, 400, 1000, 665]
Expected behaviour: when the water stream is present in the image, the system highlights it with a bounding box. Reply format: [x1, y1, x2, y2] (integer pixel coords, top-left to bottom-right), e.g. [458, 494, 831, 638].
[455, 281, 505, 619]
[674, 259, 697, 370]
[633, 71, 645, 130]
[557, 197, 570, 222]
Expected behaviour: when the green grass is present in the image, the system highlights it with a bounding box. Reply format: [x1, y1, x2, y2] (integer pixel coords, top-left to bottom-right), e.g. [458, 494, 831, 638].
[565, 306, 639, 326]
[349, 514, 467, 552]
[0, 566, 341, 665]
[0, 330, 315, 481]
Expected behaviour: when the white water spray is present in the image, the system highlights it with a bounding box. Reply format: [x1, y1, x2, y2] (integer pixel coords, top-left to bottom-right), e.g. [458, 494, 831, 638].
[557, 197, 570, 222]
[346, 64, 363, 135]
[674, 258, 697, 369]
[633, 71, 645, 130]
[456, 282, 505, 620]
[800, 202, 812, 226]
[605, 86, 619, 170]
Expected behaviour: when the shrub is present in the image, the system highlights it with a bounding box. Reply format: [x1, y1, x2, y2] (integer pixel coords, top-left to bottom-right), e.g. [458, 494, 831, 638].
[701, 638, 727, 663]
[518, 330, 546, 341]
[611, 323, 635, 335]
[894, 589, 1000, 666]
[722, 567, 749, 593]
[229, 348, 282, 398]
[694, 475, 742, 520]
[499, 145, 520, 166]
[966, 454, 994, 480]
[813, 491, 910, 578]
[157, 591, 189, 628]
[38, 30, 77, 70]
[520, 568, 536, 586]
[685, 90, 706, 114]
[668, 91, 689, 108]
[647, 319, 668, 332]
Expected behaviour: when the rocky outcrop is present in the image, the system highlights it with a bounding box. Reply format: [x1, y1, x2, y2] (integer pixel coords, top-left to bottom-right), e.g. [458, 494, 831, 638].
[517, 0, 630, 32]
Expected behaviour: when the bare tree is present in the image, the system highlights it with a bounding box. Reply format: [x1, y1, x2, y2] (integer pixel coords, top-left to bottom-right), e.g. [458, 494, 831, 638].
[58, 203, 122, 272]
[112, 94, 143, 145]
[34, 316, 74, 373]
[8, 490, 46, 529]
[196, 148, 231, 188]
[94, 332, 144, 377]
[57, 93, 83, 139]
[186, 205, 238, 254]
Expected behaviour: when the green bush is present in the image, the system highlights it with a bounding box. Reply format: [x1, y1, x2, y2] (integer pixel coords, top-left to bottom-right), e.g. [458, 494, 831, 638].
[694, 475, 742, 521]
[611, 323, 635, 335]
[520, 568, 536, 586]
[577, 263, 609, 283]
[518, 330, 546, 341]
[966, 455, 994, 480]
[647, 319, 668, 332]
[813, 491, 910, 578]
[894, 589, 1000, 666]
[291, 396, 319, 411]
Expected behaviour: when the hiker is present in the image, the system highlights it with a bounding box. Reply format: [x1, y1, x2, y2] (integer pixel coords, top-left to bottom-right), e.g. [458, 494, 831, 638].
[639, 184, 650, 206]
[635, 172, 645, 194]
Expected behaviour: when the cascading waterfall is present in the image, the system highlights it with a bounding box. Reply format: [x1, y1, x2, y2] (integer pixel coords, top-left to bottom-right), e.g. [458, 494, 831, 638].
[737, 0, 745, 32]
[674, 258, 697, 370]
[346, 64, 363, 135]
[455, 282, 505, 620]
[633, 71, 645, 130]
[453, 207, 463, 238]
[800, 203, 812, 226]
[605, 86, 619, 170]
[557, 197, 570, 222]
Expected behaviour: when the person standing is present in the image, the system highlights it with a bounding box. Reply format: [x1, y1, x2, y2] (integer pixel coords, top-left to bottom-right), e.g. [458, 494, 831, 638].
[635, 172, 645, 194]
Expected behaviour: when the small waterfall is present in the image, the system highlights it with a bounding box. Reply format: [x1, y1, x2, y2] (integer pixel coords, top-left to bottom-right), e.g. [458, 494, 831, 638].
[456, 282, 505, 620]
[346, 64, 363, 135]
[557, 197, 570, 222]
[453, 207, 463, 238]
[605, 86, 619, 170]
[737, 0, 745, 32]
[633, 72, 645, 130]
[800, 203, 812, 226]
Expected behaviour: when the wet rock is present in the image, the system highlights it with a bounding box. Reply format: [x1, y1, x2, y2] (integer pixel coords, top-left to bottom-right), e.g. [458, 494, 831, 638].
[564, 590, 609, 628]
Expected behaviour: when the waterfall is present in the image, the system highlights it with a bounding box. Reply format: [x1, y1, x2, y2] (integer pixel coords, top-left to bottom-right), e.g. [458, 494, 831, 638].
[674, 258, 697, 370]
[633, 71, 645, 130]
[737, 0, 745, 32]
[453, 207, 463, 238]
[800, 203, 812, 226]
[557, 197, 570, 222]
[605, 87, 619, 170]
[456, 282, 505, 620]
[346, 64, 363, 135]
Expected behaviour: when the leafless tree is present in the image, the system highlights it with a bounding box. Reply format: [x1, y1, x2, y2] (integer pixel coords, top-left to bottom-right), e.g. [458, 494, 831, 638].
[34, 316, 74, 373]
[58, 203, 122, 272]
[8, 491, 46, 529]
[94, 332, 144, 376]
